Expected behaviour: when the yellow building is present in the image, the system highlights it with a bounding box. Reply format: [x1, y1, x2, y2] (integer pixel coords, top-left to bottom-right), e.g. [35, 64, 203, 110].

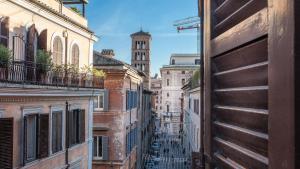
[0, 1, 105, 169]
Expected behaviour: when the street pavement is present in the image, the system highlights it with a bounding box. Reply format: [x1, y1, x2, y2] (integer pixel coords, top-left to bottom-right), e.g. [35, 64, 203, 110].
[142, 118, 191, 169]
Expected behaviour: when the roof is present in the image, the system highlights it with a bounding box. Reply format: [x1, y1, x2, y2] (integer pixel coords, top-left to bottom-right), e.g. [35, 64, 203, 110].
[93, 51, 145, 77]
[130, 30, 151, 37]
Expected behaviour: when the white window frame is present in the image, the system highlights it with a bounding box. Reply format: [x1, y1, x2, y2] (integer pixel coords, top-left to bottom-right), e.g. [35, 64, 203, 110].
[22, 107, 43, 165]
[94, 94, 104, 111]
[93, 136, 103, 160]
[50, 105, 65, 155]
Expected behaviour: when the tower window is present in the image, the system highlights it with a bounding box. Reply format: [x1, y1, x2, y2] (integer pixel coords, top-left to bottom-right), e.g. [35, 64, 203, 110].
[167, 71, 170, 75]
[195, 59, 200, 65]
[182, 79, 185, 85]
[182, 71, 185, 74]
[172, 59, 175, 65]
[167, 79, 170, 86]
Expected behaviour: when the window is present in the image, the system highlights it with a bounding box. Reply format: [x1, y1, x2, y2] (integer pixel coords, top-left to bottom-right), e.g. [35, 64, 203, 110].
[52, 111, 63, 154]
[25, 114, 38, 162]
[71, 44, 79, 68]
[167, 71, 170, 75]
[52, 36, 63, 65]
[182, 71, 185, 74]
[93, 136, 103, 159]
[93, 136, 108, 160]
[182, 79, 185, 85]
[142, 64, 145, 71]
[0, 17, 9, 47]
[94, 94, 104, 111]
[172, 59, 175, 65]
[167, 105, 169, 112]
[195, 59, 200, 65]
[167, 93, 169, 97]
[160, 106, 162, 110]
[126, 90, 137, 110]
[23, 113, 49, 164]
[167, 79, 170, 86]
[67, 109, 85, 147]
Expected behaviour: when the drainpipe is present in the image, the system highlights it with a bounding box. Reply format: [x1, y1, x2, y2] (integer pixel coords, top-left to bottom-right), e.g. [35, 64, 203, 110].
[65, 101, 70, 169]
[199, 0, 205, 168]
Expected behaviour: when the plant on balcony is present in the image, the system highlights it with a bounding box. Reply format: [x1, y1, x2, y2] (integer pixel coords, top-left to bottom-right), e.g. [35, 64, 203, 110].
[92, 68, 106, 79]
[0, 44, 11, 67]
[80, 65, 106, 87]
[70, 7, 82, 16]
[67, 64, 79, 85]
[36, 50, 52, 73]
[0, 44, 11, 80]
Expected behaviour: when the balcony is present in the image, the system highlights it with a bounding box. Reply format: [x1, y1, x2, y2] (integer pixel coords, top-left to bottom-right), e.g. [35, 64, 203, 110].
[0, 61, 104, 89]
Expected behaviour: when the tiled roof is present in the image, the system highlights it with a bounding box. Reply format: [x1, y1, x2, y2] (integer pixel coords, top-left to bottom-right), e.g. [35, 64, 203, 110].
[130, 30, 151, 37]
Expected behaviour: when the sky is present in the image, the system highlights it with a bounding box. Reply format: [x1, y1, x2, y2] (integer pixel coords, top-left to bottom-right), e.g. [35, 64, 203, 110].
[86, 0, 199, 76]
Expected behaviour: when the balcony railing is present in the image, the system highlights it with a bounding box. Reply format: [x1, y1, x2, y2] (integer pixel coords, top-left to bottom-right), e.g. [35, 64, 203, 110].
[0, 61, 104, 89]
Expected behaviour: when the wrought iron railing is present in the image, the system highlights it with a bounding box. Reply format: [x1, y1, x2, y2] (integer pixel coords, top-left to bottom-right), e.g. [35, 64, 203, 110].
[0, 61, 104, 89]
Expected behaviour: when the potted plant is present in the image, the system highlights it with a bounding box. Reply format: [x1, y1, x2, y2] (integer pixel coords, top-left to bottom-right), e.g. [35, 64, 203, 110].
[36, 50, 52, 83]
[52, 64, 64, 85]
[0, 44, 11, 80]
[92, 68, 106, 88]
[80, 64, 92, 87]
[67, 64, 79, 86]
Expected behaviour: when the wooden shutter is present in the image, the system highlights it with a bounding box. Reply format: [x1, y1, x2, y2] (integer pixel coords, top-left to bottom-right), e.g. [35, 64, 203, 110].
[38, 29, 47, 50]
[79, 109, 85, 143]
[0, 17, 9, 47]
[103, 90, 109, 111]
[38, 114, 49, 158]
[23, 116, 27, 166]
[0, 118, 13, 169]
[102, 136, 109, 160]
[66, 110, 73, 148]
[202, 0, 296, 168]
[26, 24, 37, 62]
[126, 91, 129, 110]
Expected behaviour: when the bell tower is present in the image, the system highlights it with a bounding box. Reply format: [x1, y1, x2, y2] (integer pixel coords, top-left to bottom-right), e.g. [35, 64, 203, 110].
[130, 29, 151, 89]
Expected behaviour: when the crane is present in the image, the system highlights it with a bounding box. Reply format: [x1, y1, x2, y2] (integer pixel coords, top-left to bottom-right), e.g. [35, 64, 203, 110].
[173, 16, 201, 55]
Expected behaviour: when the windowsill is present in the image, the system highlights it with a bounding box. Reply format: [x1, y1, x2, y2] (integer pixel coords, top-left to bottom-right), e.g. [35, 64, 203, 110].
[93, 157, 103, 161]
[94, 108, 104, 112]
[68, 142, 85, 151]
[23, 150, 66, 168]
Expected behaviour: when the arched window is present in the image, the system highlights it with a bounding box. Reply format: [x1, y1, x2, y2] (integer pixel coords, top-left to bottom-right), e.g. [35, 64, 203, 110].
[172, 59, 175, 65]
[71, 44, 79, 67]
[52, 37, 63, 65]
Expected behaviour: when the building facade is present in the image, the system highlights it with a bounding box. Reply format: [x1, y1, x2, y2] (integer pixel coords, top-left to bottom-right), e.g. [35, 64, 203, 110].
[182, 71, 200, 167]
[160, 54, 200, 135]
[93, 51, 145, 169]
[150, 75, 162, 118]
[0, 1, 102, 169]
[131, 30, 151, 90]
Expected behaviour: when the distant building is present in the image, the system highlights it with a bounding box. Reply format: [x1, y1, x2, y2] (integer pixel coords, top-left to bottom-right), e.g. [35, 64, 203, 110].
[131, 30, 151, 90]
[160, 54, 200, 135]
[93, 51, 153, 169]
[0, 1, 102, 169]
[151, 74, 162, 118]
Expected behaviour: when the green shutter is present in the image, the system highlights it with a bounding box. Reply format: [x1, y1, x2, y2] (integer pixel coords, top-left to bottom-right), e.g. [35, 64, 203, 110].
[102, 136, 109, 160]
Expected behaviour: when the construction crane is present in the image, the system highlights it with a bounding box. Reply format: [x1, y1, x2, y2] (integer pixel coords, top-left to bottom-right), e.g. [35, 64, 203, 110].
[173, 16, 201, 55]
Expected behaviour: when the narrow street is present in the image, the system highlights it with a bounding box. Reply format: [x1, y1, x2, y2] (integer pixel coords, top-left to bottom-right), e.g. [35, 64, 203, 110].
[142, 118, 190, 169]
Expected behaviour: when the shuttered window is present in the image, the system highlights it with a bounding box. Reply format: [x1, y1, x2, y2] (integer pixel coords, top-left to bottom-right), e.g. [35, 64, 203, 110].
[67, 109, 85, 148]
[93, 136, 108, 160]
[126, 90, 138, 111]
[52, 111, 62, 154]
[0, 118, 13, 169]
[0, 17, 9, 47]
[94, 94, 104, 111]
[52, 36, 63, 65]
[71, 44, 79, 68]
[23, 114, 49, 165]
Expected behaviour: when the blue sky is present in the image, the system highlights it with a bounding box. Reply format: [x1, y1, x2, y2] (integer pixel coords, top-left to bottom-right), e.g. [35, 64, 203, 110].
[86, 0, 199, 76]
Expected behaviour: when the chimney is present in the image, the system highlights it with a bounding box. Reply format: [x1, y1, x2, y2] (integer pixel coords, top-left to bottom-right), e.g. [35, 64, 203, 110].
[101, 49, 115, 58]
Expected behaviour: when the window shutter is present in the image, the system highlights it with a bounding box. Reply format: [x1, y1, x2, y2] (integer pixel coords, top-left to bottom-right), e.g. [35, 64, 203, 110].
[0, 118, 13, 169]
[38, 29, 47, 50]
[26, 24, 37, 62]
[79, 109, 85, 143]
[0, 17, 9, 47]
[38, 114, 49, 158]
[102, 136, 109, 160]
[66, 110, 73, 148]
[103, 90, 109, 111]
[23, 116, 27, 166]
